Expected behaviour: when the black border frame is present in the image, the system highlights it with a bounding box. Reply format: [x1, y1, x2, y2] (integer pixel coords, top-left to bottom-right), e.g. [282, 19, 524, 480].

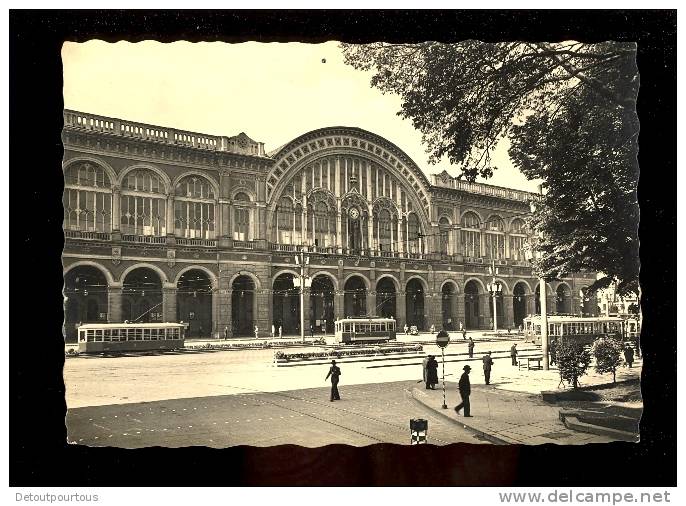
[9, 9, 676, 486]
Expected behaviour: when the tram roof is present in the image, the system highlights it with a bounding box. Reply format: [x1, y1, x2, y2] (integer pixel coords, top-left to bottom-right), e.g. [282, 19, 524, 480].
[335, 317, 396, 322]
[77, 323, 187, 329]
[524, 315, 625, 323]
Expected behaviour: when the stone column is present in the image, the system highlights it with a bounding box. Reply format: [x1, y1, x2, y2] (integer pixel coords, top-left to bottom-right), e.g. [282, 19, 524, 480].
[336, 206, 342, 254]
[166, 195, 175, 236]
[162, 283, 178, 323]
[112, 186, 121, 232]
[255, 287, 271, 337]
[334, 290, 345, 320]
[479, 293, 490, 330]
[211, 287, 219, 337]
[430, 293, 442, 330]
[302, 288, 311, 333]
[503, 294, 514, 329]
[367, 204, 374, 254]
[367, 291, 377, 317]
[456, 293, 466, 328]
[107, 283, 123, 322]
[218, 289, 233, 338]
[335, 157, 341, 197]
[397, 291, 407, 329]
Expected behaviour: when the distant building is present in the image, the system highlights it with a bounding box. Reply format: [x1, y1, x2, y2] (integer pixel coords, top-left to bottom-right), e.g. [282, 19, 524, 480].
[62, 110, 598, 341]
[596, 282, 640, 317]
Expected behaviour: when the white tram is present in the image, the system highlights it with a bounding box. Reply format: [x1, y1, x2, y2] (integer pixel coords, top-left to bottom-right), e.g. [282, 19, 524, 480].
[77, 322, 186, 353]
[334, 317, 397, 344]
[523, 315, 625, 346]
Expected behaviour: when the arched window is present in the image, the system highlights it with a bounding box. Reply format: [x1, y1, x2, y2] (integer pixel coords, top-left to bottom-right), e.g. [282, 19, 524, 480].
[314, 202, 330, 247]
[509, 218, 527, 261]
[120, 169, 167, 236]
[233, 192, 251, 241]
[377, 209, 392, 252]
[276, 197, 294, 244]
[174, 176, 216, 239]
[485, 216, 505, 259]
[407, 213, 421, 254]
[439, 216, 451, 255]
[461, 212, 481, 258]
[63, 163, 112, 233]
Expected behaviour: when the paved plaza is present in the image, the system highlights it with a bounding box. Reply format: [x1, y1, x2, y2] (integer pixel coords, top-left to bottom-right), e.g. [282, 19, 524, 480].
[64, 332, 642, 447]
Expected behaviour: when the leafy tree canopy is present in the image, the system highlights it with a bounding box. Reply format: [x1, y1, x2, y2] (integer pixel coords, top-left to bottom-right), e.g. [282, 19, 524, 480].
[341, 41, 639, 295]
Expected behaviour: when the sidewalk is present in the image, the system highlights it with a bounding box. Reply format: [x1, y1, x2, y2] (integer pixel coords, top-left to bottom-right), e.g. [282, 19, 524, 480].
[410, 359, 642, 445]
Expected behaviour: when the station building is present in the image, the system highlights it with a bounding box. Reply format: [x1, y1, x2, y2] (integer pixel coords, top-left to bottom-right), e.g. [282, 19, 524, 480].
[62, 110, 598, 341]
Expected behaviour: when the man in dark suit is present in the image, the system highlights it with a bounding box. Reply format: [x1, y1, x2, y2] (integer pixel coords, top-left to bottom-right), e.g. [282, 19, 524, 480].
[483, 352, 494, 385]
[454, 365, 472, 417]
[325, 360, 342, 401]
[510, 343, 518, 366]
[468, 337, 475, 358]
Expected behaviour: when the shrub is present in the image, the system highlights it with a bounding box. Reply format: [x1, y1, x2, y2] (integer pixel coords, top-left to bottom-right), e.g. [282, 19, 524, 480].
[590, 337, 624, 383]
[556, 341, 591, 389]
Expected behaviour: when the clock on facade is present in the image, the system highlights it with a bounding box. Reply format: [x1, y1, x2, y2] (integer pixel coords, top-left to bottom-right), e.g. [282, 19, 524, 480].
[348, 207, 360, 220]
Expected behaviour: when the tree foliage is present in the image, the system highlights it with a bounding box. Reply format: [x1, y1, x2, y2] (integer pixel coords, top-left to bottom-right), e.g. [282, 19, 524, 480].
[590, 337, 624, 383]
[341, 41, 639, 295]
[556, 341, 591, 389]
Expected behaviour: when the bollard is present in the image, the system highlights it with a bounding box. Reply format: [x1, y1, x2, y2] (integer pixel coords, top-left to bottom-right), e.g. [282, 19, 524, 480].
[410, 418, 428, 444]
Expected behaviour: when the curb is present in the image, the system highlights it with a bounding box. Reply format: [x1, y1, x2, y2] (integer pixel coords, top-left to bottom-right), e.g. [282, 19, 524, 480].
[559, 413, 639, 442]
[406, 387, 511, 445]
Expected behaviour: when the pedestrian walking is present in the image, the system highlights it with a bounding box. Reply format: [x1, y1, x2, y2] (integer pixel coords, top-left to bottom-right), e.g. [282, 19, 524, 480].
[198, 324, 203, 338]
[430, 324, 436, 334]
[254, 325, 259, 339]
[482, 352, 494, 385]
[549, 338, 557, 366]
[224, 326, 229, 339]
[462, 328, 467, 340]
[404, 324, 409, 335]
[624, 344, 635, 368]
[426, 355, 439, 390]
[279, 325, 283, 338]
[310, 324, 314, 338]
[271, 324, 275, 338]
[325, 360, 342, 401]
[468, 337, 475, 358]
[459, 320, 464, 332]
[454, 365, 472, 417]
[510, 343, 518, 366]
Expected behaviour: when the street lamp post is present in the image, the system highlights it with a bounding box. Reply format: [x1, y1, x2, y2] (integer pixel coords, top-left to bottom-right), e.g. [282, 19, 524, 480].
[294, 251, 311, 343]
[487, 260, 502, 332]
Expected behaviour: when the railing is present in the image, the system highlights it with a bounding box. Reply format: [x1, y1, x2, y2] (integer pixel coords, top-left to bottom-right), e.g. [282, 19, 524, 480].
[121, 234, 167, 244]
[63, 110, 266, 156]
[431, 173, 539, 203]
[176, 237, 217, 247]
[64, 230, 111, 241]
[232, 240, 255, 250]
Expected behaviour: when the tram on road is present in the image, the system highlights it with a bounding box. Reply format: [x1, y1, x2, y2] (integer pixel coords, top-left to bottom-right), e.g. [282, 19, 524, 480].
[334, 317, 397, 344]
[523, 315, 625, 346]
[77, 322, 186, 353]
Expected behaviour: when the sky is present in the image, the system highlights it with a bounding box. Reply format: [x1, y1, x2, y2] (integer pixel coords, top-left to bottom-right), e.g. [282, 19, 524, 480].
[62, 40, 539, 192]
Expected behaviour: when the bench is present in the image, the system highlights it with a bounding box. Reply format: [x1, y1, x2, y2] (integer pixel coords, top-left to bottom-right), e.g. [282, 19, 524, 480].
[519, 356, 543, 370]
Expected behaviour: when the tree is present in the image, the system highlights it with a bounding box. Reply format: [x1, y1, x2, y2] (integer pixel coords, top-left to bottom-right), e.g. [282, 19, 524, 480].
[556, 341, 591, 389]
[341, 42, 639, 295]
[590, 337, 624, 383]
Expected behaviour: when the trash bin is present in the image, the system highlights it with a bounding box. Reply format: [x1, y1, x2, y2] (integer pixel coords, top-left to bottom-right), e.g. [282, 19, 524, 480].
[410, 418, 428, 444]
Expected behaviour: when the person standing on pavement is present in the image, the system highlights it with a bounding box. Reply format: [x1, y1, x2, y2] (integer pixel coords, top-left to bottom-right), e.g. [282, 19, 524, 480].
[462, 328, 467, 340]
[624, 343, 635, 368]
[426, 355, 439, 390]
[483, 351, 494, 385]
[404, 324, 409, 335]
[549, 338, 557, 366]
[510, 343, 518, 366]
[224, 326, 229, 339]
[271, 324, 275, 338]
[325, 360, 342, 401]
[421, 355, 429, 387]
[254, 325, 259, 339]
[454, 365, 472, 417]
[468, 337, 475, 358]
[279, 325, 283, 338]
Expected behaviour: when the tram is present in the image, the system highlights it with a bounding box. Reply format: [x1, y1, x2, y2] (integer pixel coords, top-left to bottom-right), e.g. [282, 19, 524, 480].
[334, 317, 397, 344]
[523, 315, 625, 346]
[77, 322, 186, 353]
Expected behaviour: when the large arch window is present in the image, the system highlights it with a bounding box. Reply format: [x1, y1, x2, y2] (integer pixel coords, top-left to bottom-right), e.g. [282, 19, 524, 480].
[276, 197, 294, 244]
[485, 216, 505, 259]
[439, 216, 451, 255]
[174, 176, 216, 239]
[461, 212, 481, 258]
[376, 209, 393, 252]
[407, 213, 421, 254]
[120, 169, 166, 236]
[63, 163, 112, 233]
[509, 218, 527, 261]
[314, 202, 332, 247]
[233, 192, 251, 241]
